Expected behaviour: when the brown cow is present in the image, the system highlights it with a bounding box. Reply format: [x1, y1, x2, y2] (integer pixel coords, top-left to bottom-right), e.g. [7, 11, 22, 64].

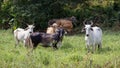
[48, 16, 77, 33]
[54, 19, 73, 32]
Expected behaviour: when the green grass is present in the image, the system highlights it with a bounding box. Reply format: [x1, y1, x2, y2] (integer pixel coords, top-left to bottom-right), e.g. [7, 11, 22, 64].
[0, 29, 120, 68]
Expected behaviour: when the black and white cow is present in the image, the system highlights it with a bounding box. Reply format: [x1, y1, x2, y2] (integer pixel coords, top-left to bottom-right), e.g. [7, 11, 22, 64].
[25, 27, 65, 50]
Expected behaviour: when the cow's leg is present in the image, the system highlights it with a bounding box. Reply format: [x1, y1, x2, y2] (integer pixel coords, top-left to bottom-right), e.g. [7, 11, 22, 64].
[95, 44, 97, 51]
[57, 41, 62, 48]
[86, 45, 88, 49]
[51, 40, 57, 49]
[92, 45, 94, 53]
[86, 45, 90, 53]
[92, 44, 95, 53]
[14, 31, 19, 48]
[52, 42, 58, 49]
[49, 42, 53, 47]
[27, 45, 34, 56]
[98, 42, 102, 49]
[54, 44, 58, 49]
[33, 43, 39, 49]
[23, 40, 26, 47]
[15, 39, 19, 48]
[25, 40, 28, 48]
[27, 43, 38, 54]
[25, 37, 33, 48]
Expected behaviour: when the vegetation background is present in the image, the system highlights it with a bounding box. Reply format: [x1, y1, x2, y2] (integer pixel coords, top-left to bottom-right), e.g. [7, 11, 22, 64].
[0, 0, 120, 31]
[0, 0, 120, 68]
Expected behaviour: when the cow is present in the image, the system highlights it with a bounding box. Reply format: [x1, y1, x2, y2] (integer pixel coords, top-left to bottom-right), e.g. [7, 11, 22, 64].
[25, 27, 65, 50]
[46, 26, 57, 34]
[82, 20, 102, 53]
[48, 16, 77, 33]
[14, 24, 35, 47]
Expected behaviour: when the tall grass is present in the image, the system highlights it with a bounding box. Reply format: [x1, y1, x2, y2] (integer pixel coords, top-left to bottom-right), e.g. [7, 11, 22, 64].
[0, 29, 120, 68]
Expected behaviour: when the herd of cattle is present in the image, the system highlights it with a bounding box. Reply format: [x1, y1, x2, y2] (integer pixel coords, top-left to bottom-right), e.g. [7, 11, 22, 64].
[14, 16, 102, 53]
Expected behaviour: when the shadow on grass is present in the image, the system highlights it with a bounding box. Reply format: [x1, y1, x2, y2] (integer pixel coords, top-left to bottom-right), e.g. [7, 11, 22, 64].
[96, 46, 112, 54]
[61, 42, 73, 49]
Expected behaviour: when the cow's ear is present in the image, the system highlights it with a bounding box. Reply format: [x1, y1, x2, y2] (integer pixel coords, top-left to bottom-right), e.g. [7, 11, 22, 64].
[81, 28, 85, 32]
[33, 25, 35, 28]
[90, 28, 93, 31]
[25, 27, 29, 30]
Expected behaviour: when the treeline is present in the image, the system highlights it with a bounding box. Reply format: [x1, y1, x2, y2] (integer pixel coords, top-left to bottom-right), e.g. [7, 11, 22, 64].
[0, 0, 120, 31]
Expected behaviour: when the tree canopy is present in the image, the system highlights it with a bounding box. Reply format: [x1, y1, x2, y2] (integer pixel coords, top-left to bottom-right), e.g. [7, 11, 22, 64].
[0, 0, 120, 30]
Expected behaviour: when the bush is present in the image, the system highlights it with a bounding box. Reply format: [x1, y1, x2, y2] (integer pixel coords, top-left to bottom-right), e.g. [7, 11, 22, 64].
[0, 1, 120, 31]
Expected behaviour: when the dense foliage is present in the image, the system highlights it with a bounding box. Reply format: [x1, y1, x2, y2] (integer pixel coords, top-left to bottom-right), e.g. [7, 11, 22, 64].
[0, 0, 120, 30]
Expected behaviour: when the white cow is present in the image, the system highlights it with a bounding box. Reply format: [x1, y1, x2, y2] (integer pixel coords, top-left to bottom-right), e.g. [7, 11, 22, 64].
[83, 21, 102, 53]
[14, 24, 35, 47]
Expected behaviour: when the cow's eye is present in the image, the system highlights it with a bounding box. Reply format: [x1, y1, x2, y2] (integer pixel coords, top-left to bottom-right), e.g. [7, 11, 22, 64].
[84, 28, 86, 30]
[90, 28, 93, 31]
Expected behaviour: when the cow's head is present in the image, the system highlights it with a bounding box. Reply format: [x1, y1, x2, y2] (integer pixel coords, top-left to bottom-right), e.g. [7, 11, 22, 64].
[25, 24, 35, 33]
[70, 16, 77, 23]
[55, 28, 65, 39]
[82, 20, 93, 37]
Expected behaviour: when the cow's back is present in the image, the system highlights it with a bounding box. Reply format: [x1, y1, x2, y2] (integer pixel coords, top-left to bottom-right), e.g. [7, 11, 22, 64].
[14, 29, 25, 41]
[56, 19, 73, 32]
[92, 27, 102, 44]
[30, 32, 42, 44]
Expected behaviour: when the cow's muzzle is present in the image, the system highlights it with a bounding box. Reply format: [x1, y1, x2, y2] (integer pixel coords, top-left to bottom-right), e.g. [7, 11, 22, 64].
[86, 34, 89, 37]
[29, 32, 32, 33]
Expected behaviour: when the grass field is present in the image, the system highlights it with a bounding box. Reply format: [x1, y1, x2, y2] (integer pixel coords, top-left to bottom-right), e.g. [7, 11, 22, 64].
[0, 29, 120, 68]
